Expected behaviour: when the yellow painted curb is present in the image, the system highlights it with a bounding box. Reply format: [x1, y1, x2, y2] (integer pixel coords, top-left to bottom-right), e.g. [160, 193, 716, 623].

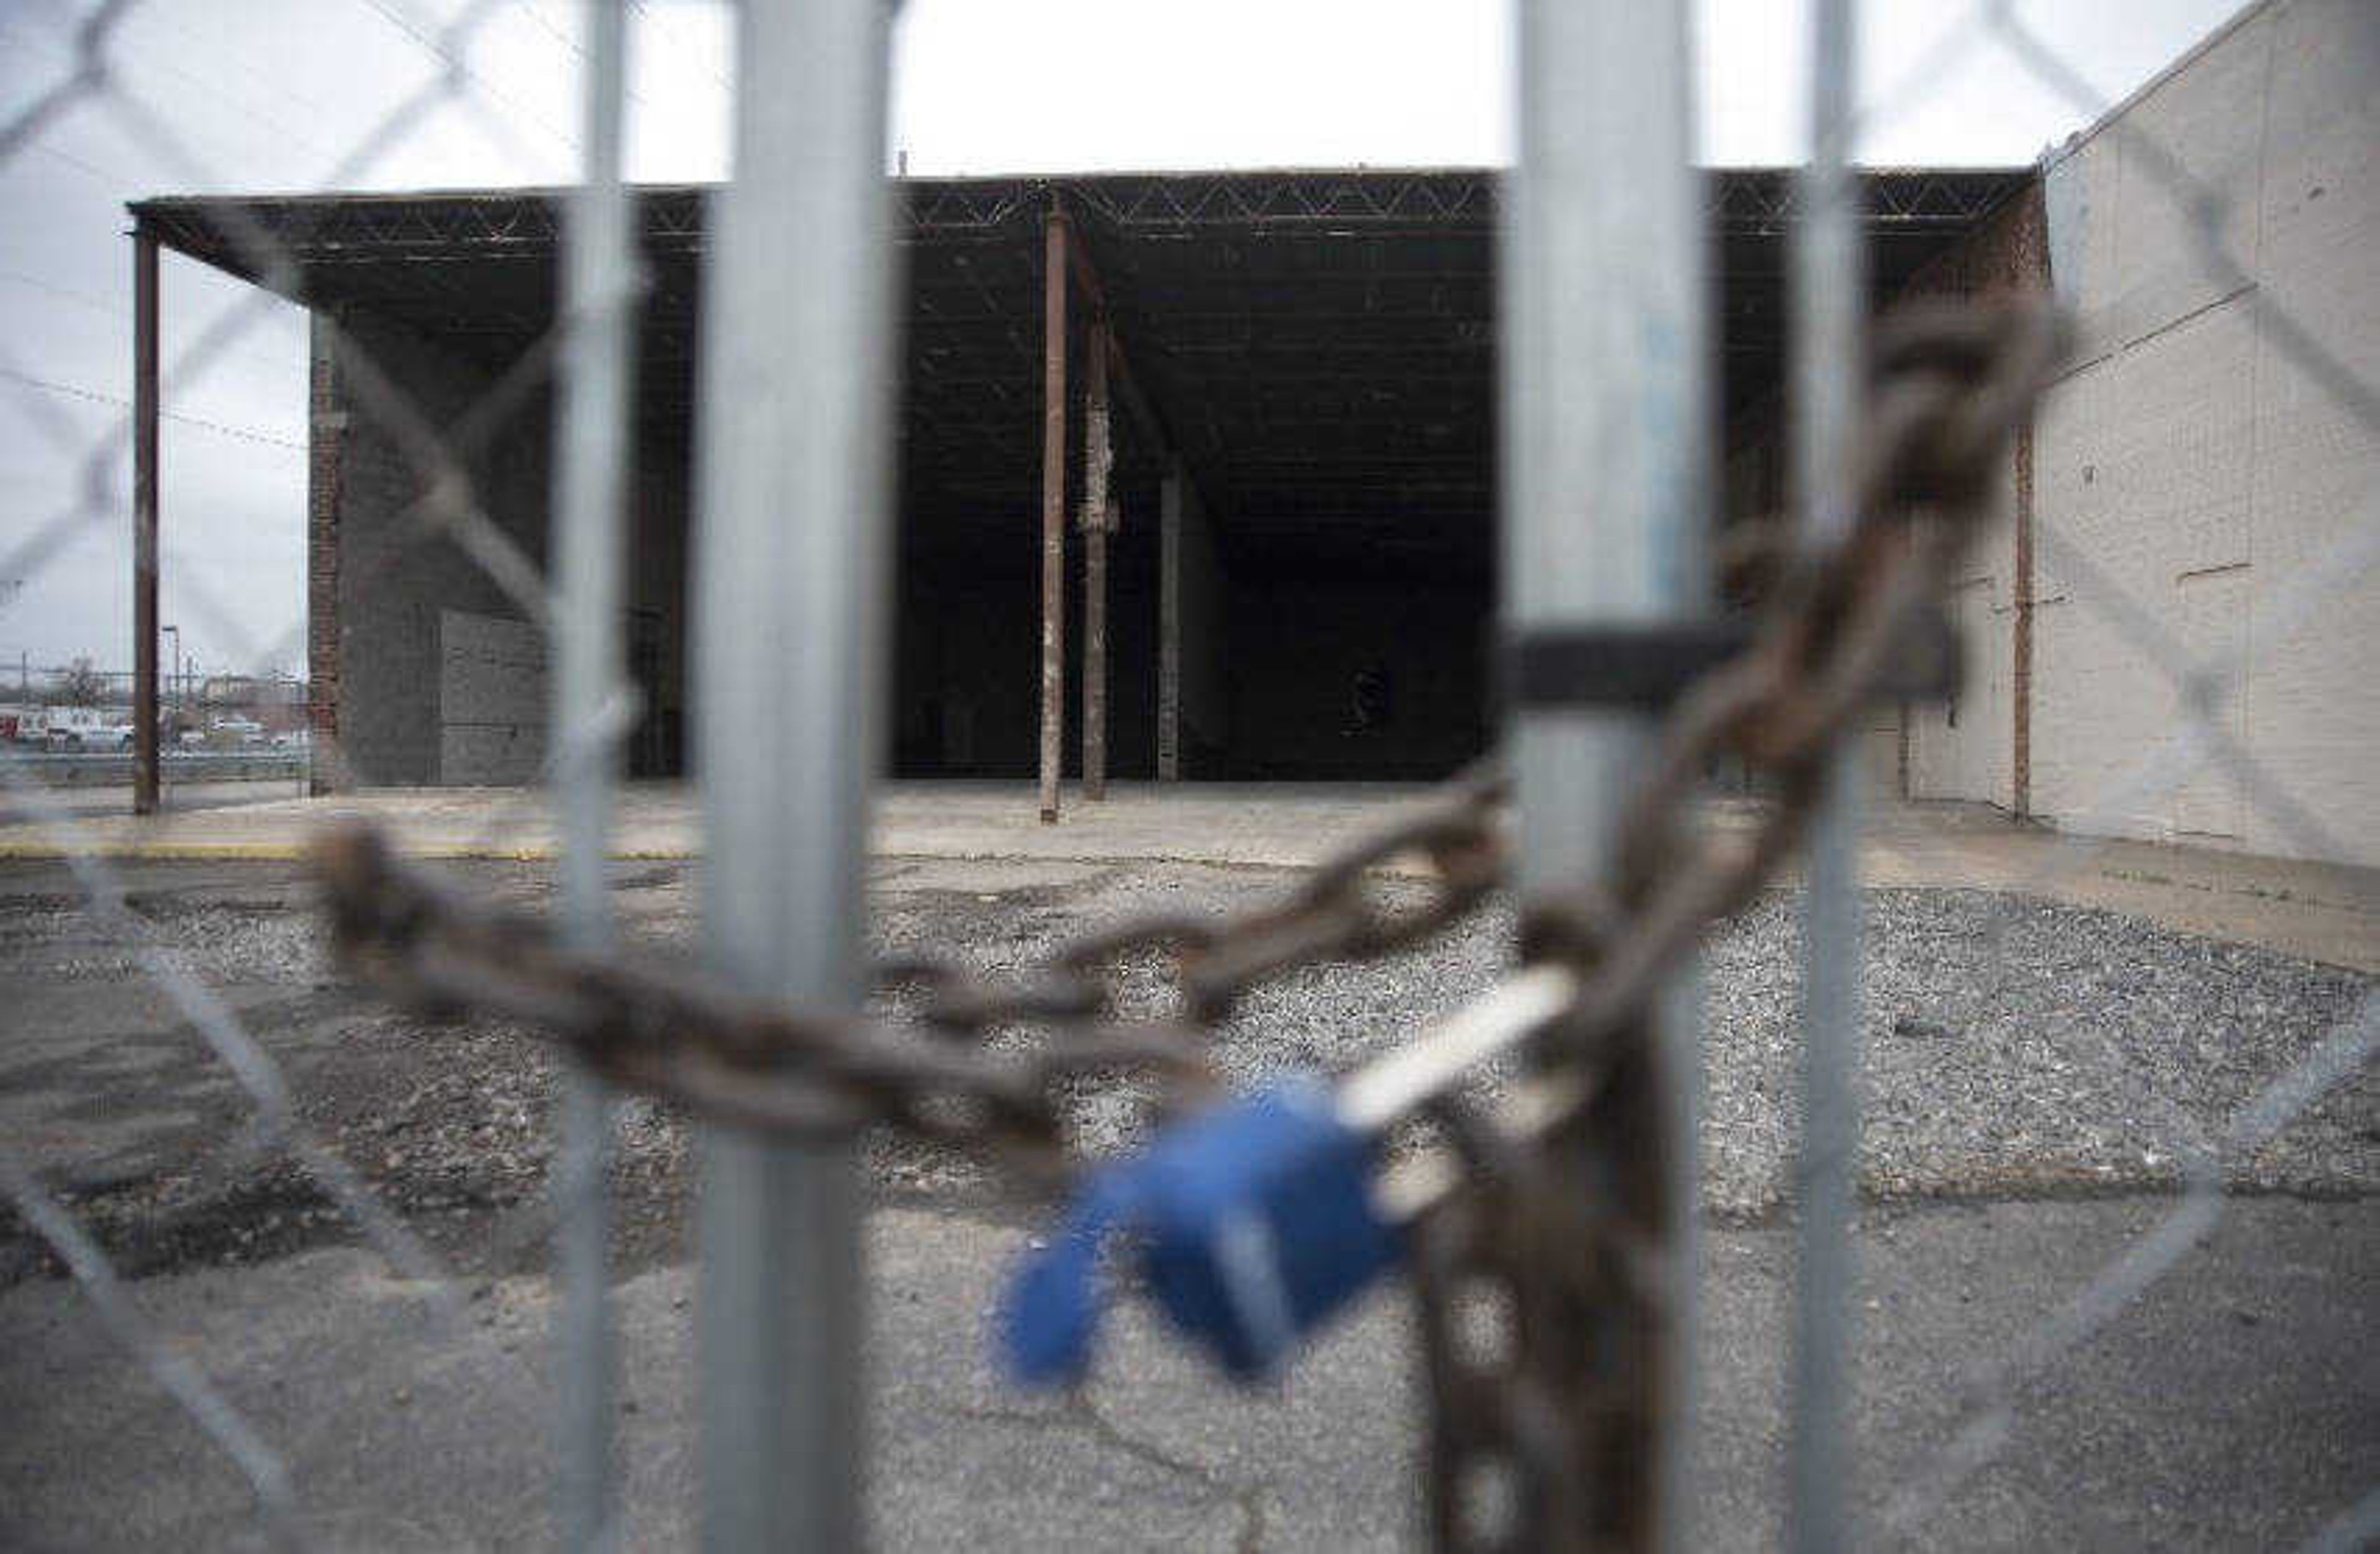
[0, 834, 734, 862]
[0, 839, 309, 861]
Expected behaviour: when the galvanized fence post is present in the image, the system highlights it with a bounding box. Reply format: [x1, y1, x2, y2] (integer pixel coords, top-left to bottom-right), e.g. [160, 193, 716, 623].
[689, 1, 896, 1547]
[1504, 2, 1708, 1545]
[1786, 2, 1867, 1548]
[550, 1, 637, 1547]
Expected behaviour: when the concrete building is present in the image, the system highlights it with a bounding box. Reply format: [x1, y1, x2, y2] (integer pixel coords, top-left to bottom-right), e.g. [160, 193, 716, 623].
[129, 167, 2019, 792]
[119, 0, 2374, 867]
[1895, 0, 2378, 867]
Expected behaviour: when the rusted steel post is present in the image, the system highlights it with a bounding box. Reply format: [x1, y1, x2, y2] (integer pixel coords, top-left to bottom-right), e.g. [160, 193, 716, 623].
[131, 223, 161, 817]
[1080, 317, 1112, 801]
[1038, 210, 1069, 823]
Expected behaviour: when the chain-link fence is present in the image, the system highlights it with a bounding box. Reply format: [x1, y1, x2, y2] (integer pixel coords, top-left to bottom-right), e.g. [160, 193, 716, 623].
[2, 2, 651, 1548]
[1825, 5, 2378, 1547]
[1, 1, 2371, 1550]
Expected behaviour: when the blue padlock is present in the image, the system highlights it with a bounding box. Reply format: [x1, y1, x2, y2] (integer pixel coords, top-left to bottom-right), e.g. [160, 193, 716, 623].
[1000, 1077, 1402, 1385]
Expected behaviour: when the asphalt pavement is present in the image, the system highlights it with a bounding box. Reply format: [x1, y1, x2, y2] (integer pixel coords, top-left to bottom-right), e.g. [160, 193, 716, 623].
[2, 1196, 2371, 1551]
[1, 803, 2373, 1550]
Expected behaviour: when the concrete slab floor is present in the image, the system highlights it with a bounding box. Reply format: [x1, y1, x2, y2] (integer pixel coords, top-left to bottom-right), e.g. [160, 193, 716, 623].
[0, 780, 1465, 870]
[0, 780, 2372, 970]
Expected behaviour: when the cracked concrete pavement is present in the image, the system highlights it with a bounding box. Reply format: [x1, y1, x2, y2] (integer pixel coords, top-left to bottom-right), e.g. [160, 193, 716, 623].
[3, 1197, 2373, 1550]
[2, 792, 2375, 1548]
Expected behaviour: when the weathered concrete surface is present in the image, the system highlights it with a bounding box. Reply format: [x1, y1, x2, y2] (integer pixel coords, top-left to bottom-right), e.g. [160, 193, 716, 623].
[2024, 0, 2380, 867]
[0, 823, 2371, 1549]
[1856, 799, 2380, 972]
[0, 781, 1457, 871]
[2, 1198, 2371, 1552]
[1883, 0, 2380, 872]
[2, 784, 2371, 970]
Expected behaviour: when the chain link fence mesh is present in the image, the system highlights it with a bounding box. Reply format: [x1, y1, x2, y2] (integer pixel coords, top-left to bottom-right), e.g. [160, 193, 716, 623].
[1849, 6, 2376, 1543]
[1, 1, 2371, 1549]
[1, 1, 633, 1542]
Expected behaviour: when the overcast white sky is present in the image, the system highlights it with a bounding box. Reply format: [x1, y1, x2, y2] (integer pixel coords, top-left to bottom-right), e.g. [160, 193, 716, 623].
[0, 0, 2242, 679]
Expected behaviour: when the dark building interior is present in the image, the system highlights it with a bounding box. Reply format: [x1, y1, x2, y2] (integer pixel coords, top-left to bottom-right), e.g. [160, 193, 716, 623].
[134, 167, 2027, 786]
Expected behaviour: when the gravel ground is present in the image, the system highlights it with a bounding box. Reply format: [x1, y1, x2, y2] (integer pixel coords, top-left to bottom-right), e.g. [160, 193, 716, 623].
[4, 857, 2371, 1285]
[866, 866, 2377, 1214]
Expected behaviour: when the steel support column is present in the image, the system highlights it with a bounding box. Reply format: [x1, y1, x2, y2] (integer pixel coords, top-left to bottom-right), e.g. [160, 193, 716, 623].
[1080, 318, 1112, 801]
[1060, 221, 1174, 462]
[131, 223, 160, 817]
[1057, 220, 1184, 793]
[1038, 210, 1069, 824]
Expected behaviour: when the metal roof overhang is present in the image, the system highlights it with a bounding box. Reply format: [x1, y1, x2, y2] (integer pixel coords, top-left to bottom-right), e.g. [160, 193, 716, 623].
[132, 166, 2029, 584]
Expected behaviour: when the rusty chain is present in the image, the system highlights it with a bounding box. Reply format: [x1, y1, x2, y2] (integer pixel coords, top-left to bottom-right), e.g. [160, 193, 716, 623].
[313, 295, 2065, 1553]
[314, 758, 1509, 1185]
[1408, 298, 2065, 1553]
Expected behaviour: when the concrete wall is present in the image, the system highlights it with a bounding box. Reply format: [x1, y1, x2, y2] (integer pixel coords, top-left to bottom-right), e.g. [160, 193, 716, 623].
[438, 609, 544, 783]
[2025, 0, 2379, 865]
[1898, 184, 2050, 815]
[313, 309, 690, 787]
[320, 312, 545, 785]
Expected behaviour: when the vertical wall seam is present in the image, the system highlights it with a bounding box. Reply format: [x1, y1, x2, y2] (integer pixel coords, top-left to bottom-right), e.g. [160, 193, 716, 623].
[2235, 6, 2283, 847]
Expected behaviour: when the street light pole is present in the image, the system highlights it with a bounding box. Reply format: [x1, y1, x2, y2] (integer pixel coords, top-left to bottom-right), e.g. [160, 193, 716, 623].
[161, 628, 180, 747]
[161, 625, 180, 751]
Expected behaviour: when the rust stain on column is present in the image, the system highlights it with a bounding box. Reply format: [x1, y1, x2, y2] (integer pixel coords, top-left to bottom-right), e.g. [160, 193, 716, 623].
[1080, 318, 1111, 800]
[131, 224, 161, 817]
[1038, 210, 1068, 823]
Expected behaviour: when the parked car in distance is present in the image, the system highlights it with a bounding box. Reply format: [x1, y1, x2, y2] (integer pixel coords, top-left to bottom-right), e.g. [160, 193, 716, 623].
[208, 717, 267, 747]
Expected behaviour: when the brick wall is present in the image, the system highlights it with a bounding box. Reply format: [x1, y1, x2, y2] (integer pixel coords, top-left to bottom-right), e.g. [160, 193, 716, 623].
[1893, 181, 2052, 816]
[309, 295, 697, 790]
[305, 313, 344, 793]
[320, 311, 552, 787]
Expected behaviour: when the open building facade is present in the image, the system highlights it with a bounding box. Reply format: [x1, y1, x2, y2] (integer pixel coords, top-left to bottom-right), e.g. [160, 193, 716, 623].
[126, 0, 2376, 865]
